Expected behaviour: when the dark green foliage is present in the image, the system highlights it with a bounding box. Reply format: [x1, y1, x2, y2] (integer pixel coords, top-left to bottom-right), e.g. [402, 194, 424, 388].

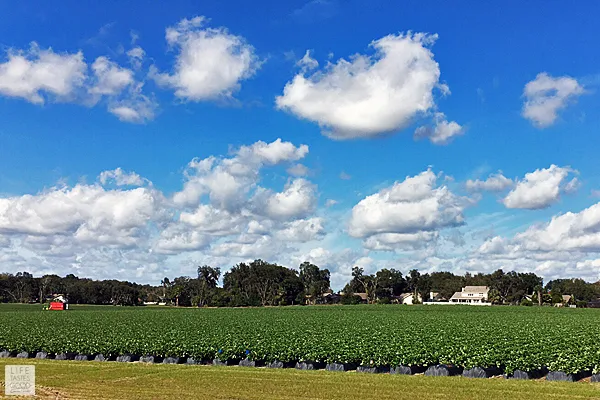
[2, 305, 600, 375]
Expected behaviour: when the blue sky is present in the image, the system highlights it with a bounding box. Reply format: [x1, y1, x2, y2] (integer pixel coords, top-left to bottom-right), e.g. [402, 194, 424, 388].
[1, 0, 600, 289]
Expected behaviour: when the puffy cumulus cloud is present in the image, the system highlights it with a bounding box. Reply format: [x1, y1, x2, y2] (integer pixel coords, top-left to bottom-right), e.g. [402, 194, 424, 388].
[0, 141, 324, 279]
[349, 169, 468, 245]
[89, 56, 134, 96]
[179, 204, 245, 235]
[464, 202, 600, 283]
[238, 138, 309, 165]
[208, 234, 289, 260]
[503, 165, 575, 209]
[0, 42, 86, 104]
[465, 172, 514, 192]
[522, 73, 584, 128]
[99, 167, 145, 186]
[0, 184, 166, 241]
[264, 178, 316, 220]
[152, 16, 260, 101]
[414, 112, 464, 145]
[0, 41, 155, 123]
[0, 139, 336, 282]
[274, 217, 325, 242]
[276, 32, 453, 139]
[513, 202, 600, 253]
[154, 226, 211, 254]
[173, 138, 308, 209]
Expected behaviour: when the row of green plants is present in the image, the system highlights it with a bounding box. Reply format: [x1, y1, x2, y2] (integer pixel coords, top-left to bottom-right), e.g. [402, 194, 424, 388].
[1, 305, 599, 374]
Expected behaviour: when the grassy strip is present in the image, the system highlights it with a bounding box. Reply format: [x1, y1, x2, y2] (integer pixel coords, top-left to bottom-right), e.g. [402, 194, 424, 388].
[1, 359, 600, 400]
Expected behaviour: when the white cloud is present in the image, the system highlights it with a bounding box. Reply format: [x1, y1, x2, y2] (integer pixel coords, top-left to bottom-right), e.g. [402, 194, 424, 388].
[514, 202, 600, 252]
[339, 171, 351, 180]
[173, 138, 308, 209]
[465, 172, 513, 192]
[152, 16, 260, 101]
[0, 184, 166, 247]
[414, 112, 465, 145]
[0, 139, 330, 281]
[98, 168, 145, 186]
[287, 163, 309, 177]
[127, 46, 145, 70]
[503, 165, 575, 209]
[89, 56, 134, 96]
[296, 50, 318, 71]
[264, 178, 317, 220]
[179, 204, 244, 235]
[470, 201, 600, 283]
[414, 112, 464, 145]
[275, 217, 325, 242]
[154, 226, 211, 255]
[0, 42, 155, 124]
[349, 169, 467, 248]
[564, 177, 580, 194]
[522, 72, 584, 128]
[325, 199, 338, 207]
[363, 231, 438, 251]
[108, 83, 157, 124]
[276, 32, 450, 139]
[0, 42, 86, 104]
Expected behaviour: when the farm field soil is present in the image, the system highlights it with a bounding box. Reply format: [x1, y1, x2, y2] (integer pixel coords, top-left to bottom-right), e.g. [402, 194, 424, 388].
[1, 359, 600, 400]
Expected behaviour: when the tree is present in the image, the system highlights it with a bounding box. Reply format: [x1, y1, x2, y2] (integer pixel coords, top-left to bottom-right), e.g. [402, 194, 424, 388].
[429, 272, 465, 300]
[299, 262, 330, 305]
[407, 269, 421, 300]
[349, 266, 378, 304]
[487, 289, 501, 305]
[196, 265, 221, 307]
[375, 269, 406, 299]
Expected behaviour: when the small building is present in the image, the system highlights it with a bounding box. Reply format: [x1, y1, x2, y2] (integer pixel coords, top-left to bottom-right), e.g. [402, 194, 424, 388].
[354, 292, 369, 303]
[450, 286, 490, 304]
[429, 292, 446, 302]
[555, 294, 573, 307]
[393, 293, 422, 305]
[322, 292, 341, 304]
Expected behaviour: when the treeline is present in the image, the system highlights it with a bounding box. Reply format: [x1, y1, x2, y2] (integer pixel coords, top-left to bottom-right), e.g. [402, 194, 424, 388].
[2, 259, 600, 307]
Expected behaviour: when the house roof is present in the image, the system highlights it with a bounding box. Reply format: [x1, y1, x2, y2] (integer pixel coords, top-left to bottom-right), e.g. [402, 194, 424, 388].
[397, 293, 413, 301]
[451, 290, 487, 300]
[463, 286, 489, 292]
[354, 292, 368, 300]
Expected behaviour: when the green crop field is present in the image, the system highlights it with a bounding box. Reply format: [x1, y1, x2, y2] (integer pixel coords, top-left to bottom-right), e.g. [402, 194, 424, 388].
[1, 304, 600, 377]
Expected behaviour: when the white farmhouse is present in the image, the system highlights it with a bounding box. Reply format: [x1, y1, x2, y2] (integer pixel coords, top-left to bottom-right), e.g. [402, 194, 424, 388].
[450, 286, 490, 304]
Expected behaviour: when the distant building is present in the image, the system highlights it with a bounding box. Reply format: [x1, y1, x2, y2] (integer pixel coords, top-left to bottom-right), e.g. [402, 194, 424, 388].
[354, 293, 369, 303]
[450, 286, 490, 304]
[555, 294, 573, 307]
[429, 292, 446, 302]
[393, 293, 422, 305]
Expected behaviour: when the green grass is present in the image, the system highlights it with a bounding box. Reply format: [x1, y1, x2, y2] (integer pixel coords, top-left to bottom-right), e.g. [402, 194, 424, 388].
[1, 359, 600, 400]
